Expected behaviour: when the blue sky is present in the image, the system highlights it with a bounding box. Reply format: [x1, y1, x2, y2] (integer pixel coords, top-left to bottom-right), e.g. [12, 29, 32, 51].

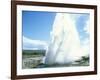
[22, 11, 90, 50]
[22, 11, 56, 41]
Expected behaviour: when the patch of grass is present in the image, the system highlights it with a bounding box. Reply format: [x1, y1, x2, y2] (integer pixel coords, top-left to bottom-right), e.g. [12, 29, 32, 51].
[22, 50, 46, 59]
[23, 50, 46, 56]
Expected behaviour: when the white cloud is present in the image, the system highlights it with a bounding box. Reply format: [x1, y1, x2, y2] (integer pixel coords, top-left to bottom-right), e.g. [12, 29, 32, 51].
[83, 18, 90, 34]
[81, 38, 90, 56]
[81, 17, 90, 56]
[71, 14, 82, 21]
[23, 36, 48, 50]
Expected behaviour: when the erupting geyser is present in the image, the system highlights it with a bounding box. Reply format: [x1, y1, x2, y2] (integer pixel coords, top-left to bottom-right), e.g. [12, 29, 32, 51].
[45, 13, 84, 65]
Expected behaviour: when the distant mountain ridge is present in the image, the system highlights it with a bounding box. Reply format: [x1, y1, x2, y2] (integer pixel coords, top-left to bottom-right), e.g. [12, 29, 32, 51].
[23, 50, 46, 56]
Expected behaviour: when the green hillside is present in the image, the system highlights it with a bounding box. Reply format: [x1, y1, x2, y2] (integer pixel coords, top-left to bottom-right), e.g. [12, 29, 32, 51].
[23, 50, 46, 55]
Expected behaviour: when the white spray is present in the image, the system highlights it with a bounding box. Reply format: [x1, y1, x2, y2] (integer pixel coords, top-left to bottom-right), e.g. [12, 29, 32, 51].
[45, 13, 85, 65]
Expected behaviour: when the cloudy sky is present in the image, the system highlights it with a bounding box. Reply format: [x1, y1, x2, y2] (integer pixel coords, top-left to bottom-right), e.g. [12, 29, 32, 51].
[22, 11, 90, 52]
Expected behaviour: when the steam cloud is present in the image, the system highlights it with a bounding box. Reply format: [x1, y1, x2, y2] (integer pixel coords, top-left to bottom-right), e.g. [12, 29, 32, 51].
[45, 13, 89, 65]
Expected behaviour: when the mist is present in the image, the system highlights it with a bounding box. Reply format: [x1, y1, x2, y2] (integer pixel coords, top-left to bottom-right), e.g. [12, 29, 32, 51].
[45, 13, 88, 65]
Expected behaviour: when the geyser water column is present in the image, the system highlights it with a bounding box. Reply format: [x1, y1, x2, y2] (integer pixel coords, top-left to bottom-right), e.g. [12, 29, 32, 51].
[45, 13, 83, 65]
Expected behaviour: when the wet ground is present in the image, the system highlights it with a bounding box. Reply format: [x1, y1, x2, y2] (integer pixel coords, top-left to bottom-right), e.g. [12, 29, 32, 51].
[22, 56, 89, 69]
